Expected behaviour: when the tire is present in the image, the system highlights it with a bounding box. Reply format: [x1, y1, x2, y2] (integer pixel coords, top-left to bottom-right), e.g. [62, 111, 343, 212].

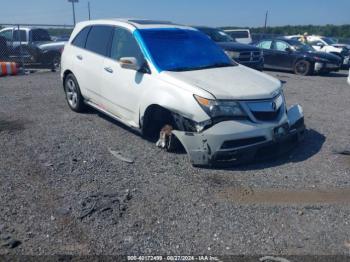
[51, 54, 61, 72]
[64, 73, 86, 112]
[294, 60, 312, 76]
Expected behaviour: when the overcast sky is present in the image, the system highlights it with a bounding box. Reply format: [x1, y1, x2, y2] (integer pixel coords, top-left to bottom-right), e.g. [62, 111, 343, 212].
[0, 0, 349, 27]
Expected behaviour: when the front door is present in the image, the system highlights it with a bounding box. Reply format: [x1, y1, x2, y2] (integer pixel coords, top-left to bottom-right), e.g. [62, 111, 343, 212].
[271, 40, 295, 69]
[102, 27, 150, 127]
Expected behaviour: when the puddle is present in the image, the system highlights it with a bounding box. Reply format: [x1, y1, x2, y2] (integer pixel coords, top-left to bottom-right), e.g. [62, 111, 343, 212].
[216, 187, 350, 205]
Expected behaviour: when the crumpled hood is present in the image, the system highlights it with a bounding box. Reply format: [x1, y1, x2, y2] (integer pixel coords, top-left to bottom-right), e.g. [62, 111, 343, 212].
[162, 65, 282, 100]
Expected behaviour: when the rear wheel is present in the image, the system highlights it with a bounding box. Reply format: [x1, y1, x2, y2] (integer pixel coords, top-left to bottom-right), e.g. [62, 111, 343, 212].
[51, 54, 61, 72]
[294, 60, 312, 76]
[64, 73, 86, 112]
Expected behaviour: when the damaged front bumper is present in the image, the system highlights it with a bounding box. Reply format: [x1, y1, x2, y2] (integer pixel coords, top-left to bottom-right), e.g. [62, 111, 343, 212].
[172, 104, 305, 166]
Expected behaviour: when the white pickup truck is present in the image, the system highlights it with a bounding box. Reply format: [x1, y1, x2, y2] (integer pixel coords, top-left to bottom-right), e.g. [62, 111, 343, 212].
[0, 27, 66, 71]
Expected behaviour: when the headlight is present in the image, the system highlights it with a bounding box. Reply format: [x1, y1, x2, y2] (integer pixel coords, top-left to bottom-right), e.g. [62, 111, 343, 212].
[225, 50, 240, 59]
[194, 95, 246, 118]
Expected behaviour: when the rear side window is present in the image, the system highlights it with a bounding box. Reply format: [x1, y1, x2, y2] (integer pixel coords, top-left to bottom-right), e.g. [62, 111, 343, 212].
[257, 40, 272, 49]
[13, 30, 27, 42]
[72, 26, 91, 48]
[85, 25, 113, 56]
[31, 29, 51, 42]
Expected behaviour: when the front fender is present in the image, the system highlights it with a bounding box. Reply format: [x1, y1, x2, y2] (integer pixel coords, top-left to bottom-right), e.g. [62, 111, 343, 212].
[138, 78, 211, 125]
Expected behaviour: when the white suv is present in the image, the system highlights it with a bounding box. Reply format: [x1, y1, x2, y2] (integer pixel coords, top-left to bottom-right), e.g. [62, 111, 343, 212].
[61, 19, 305, 166]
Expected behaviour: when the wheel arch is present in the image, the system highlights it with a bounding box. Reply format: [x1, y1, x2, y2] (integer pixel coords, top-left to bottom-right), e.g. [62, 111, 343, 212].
[62, 70, 73, 89]
[141, 104, 177, 138]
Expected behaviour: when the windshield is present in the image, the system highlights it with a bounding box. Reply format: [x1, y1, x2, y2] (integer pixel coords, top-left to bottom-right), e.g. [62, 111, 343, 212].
[197, 28, 234, 43]
[321, 37, 337, 45]
[136, 28, 235, 72]
[292, 42, 315, 52]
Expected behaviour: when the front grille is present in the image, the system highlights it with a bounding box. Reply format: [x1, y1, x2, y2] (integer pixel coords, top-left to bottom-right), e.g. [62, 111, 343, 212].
[252, 107, 281, 121]
[221, 136, 266, 149]
[238, 51, 261, 63]
[245, 94, 284, 122]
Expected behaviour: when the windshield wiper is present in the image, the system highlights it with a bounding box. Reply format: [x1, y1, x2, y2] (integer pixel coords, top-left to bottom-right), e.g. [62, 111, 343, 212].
[197, 63, 234, 70]
[169, 63, 234, 72]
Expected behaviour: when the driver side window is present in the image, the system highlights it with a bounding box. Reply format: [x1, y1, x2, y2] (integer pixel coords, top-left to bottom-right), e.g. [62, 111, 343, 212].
[274, 41, 289, 52]
[110, 27, 144, 62]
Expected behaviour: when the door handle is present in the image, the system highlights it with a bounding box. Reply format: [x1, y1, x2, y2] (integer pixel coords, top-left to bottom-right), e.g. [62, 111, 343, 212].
[104, 67, 113, 73]
[76, 55, 83, 60]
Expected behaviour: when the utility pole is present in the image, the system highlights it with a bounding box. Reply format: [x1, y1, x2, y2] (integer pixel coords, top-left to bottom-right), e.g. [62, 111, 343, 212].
[68, 0, 79, 25]
[264, 10, 269, 34]
[88, 2, 91, 20]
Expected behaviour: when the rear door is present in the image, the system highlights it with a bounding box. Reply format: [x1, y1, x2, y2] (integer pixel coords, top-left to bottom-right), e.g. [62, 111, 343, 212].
[256, 40, 274, 67]
[71, 25, 113, 103]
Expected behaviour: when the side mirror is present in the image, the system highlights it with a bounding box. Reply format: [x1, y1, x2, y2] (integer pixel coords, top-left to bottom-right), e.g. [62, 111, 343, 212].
[285, 47, 293, 53]
[119, 57, 142, 71]
[316, 42, 324, 48]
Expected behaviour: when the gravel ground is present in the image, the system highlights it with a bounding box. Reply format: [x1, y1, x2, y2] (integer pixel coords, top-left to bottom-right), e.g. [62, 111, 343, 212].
[0, 70, 350, 257]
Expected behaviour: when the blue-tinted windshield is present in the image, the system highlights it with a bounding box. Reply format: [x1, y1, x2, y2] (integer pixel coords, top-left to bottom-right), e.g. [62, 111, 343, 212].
[134, 28, 235, 72]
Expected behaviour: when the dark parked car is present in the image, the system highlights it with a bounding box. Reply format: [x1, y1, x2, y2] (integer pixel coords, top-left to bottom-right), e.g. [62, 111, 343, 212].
[256, 38, 342, 75]
[194, 26, 264, 71]
[0, 27, 67, 71]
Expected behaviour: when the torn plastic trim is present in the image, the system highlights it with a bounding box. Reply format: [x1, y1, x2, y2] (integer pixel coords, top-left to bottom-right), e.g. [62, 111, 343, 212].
[172, 104, 305, 166]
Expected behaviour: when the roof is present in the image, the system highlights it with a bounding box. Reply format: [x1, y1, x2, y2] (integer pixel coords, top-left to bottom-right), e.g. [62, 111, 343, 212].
[75, 18, 195, 31]
[0, 26, 33, 31]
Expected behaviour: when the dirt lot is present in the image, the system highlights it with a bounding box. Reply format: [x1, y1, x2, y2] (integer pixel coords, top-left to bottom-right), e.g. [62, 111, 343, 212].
[0, 70, 350, 257]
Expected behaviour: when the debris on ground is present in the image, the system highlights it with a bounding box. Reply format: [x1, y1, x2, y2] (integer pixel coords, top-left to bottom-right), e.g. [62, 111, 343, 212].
[109, 149, 134, 164]
[0, 233, 22, 249]
[156, 125, 173, 149]
[344, 240, 350, 249]
[78, 190, 132, 224]
[1, 239, 22, 249]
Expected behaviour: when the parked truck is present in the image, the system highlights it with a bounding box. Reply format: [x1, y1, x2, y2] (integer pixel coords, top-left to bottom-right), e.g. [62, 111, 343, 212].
[0, 27, 67, 71]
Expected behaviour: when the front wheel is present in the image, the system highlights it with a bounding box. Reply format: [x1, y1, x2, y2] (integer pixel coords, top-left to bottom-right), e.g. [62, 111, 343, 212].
[64, 74, 86, 112]
[294, 60, 312, 76]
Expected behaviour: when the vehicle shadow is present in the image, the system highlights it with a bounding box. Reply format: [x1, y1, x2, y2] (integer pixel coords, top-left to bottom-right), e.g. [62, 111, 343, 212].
[87, 107, 143, 137]
[210, 128, 326, 171]
[84, 107, 325, 169]
[263, 68, 348, 78]
[319, 72, 348, 78]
